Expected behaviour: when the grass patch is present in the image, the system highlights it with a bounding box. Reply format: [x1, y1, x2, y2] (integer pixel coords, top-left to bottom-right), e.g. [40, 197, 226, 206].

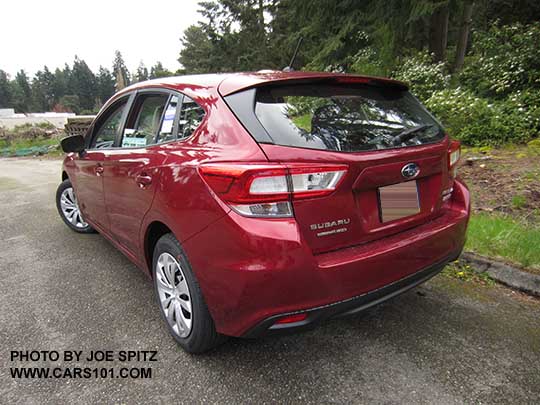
[466, 213, 540, 272]
[524, 170, 540, 181]
[442, 260, 495, 286]
[0, 137, 59, 156]
[512, 194, 527, 209]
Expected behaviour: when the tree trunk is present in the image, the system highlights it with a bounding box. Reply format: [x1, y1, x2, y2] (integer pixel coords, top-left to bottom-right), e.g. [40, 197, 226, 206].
[258, 0, 265, 33]
[429, 3, 450, 62]
[453, 1, 474, 72]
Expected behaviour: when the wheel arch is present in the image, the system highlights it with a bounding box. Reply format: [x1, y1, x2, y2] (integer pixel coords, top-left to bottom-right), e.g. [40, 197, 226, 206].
[144, 221, 174, 277]
[62, 171, 69, 181]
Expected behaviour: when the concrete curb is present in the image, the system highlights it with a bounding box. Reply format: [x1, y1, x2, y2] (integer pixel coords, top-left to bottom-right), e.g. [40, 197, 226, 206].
[460, 252, 540, 297]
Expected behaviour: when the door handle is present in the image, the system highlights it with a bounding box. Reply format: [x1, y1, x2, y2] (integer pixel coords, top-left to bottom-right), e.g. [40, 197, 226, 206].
[135, 173, 153, 187]
[95, 164, 104, 176]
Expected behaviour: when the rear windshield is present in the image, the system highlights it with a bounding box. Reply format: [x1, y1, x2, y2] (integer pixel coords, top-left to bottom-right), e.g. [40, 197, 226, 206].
[250, 83, 444, 152]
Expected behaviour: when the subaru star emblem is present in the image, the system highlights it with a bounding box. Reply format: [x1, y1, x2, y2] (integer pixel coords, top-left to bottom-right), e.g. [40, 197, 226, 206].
[401, 163, 420, 179]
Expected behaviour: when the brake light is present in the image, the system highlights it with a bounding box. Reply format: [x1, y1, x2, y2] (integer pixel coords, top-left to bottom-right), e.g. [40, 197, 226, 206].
[199, 163, 347, 217]
[334, 77, 371, 85]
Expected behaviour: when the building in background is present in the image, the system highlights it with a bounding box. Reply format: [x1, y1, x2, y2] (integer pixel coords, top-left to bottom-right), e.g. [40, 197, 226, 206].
[0, 109, 76, 129]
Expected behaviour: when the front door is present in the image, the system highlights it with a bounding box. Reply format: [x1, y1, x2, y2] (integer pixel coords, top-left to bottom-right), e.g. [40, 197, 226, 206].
[75, 96, 130, 231]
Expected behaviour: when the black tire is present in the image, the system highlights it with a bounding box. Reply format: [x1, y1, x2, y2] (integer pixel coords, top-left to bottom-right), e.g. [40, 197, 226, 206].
[56, 179, 95, 234]
[153, 233, 225, 353]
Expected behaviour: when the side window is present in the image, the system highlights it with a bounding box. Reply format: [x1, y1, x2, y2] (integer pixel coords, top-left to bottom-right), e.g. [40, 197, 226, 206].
[156, 95, 179, 144]
[178, 96, 205, 139]
[122, 93, 169, 148]
[91, 99, 128, 149]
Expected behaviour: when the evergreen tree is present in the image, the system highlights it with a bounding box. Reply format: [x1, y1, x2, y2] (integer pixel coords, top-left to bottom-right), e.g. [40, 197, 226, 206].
[179, 25, 219, 73]
[149, 62, 173, 79]
[31, 66, 55, 112]
[113, 50, 130, 91]
[0, 70, 13, 108]
[71, 56, 97, 112]
[96, 66, 115, 105]
[11, 70, 32, 112]
[52, 67, 69, 104]
[135, 62, 149, 82]
[179, 0, 277, 73]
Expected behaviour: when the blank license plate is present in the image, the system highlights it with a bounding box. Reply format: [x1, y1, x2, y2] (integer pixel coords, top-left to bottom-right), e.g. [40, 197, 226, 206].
[378, 181, 420, 223]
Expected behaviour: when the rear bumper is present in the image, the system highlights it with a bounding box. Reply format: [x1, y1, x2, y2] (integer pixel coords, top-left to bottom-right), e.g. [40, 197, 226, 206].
[183, 180, 470, 337]
[242, 248, 461, 337]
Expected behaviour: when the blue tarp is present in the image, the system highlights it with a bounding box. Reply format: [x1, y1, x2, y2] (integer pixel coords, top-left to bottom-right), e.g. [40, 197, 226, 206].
[0, 146, 51, 157]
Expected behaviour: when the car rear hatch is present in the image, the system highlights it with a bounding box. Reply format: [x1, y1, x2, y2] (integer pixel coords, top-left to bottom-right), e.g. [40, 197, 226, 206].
[221, 75, 458, 254]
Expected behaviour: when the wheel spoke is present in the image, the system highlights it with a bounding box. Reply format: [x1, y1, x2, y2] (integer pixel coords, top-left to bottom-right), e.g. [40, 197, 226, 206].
[165, 262, 176, 287]
[157, 275, 173, 292]
[65, 209, 76, 221]
[166, 304, 175, 324]
[177, 279, 189, 296]
[61, 196, 74, 208]
[70, 209, 79, 225]
[179, 297, 191, 314]
[75, 212, 88, 228]
[175, 302, 187, 333]
[67, 188, 75, 203]
[161, 295, 174, 309]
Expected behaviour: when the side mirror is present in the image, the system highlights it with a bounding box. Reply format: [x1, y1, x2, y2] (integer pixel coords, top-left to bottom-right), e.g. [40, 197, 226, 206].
[60, 135, 86, 154]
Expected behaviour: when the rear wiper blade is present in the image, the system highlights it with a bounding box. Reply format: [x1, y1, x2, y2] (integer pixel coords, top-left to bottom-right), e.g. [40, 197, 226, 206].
[392, 124, 433, 145]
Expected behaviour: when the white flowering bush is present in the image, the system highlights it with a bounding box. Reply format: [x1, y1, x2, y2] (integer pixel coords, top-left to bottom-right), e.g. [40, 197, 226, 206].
[392, 51, 450, 102]
[426, 88, 540, 145]
[460, 22, 540, 97]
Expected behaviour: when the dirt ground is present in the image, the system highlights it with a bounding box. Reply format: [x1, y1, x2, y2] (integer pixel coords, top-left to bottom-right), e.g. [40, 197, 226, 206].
[459, 146, 540, 223]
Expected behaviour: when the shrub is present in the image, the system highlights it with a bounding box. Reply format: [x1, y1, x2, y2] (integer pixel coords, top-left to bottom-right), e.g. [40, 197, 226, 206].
[0, 123, 60, 143]
[426, 88, 539, 146]
[392, 51, 450, 102]
[460, 22, 540, 98]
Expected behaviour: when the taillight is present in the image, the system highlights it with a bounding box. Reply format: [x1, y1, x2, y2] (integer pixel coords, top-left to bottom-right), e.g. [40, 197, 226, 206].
[199, 163, 347, 218]
[443, 140, 461, 202]
[448, 140, 461, 176]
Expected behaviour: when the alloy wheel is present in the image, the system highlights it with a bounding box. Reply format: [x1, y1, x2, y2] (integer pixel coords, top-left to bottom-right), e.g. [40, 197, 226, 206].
[60, 187, 88, 229]
[156, 252, 193, 338]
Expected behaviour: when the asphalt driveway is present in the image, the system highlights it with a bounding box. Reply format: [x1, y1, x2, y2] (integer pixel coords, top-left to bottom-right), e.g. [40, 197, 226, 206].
[1, 158, 539, 404]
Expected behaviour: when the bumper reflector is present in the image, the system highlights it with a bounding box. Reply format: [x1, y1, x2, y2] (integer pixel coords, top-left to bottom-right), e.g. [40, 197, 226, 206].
[274, 313, 308, 325]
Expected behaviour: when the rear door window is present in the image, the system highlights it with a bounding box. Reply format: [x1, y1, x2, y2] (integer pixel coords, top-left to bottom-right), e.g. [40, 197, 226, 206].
[122, 93, 170, 148]
[249, 83, 444, 152]
[156, 95, 180, 144]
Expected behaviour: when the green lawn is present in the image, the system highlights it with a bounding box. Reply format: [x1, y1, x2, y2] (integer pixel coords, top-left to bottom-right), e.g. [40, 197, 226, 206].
[466, 213, 540, 273]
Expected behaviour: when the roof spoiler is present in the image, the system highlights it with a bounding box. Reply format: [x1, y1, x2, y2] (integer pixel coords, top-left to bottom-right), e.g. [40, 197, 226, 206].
[218, 73, 408, 97]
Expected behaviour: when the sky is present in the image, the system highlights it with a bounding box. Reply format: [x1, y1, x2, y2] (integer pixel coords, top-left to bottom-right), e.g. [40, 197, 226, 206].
[0, 0, 201, 77]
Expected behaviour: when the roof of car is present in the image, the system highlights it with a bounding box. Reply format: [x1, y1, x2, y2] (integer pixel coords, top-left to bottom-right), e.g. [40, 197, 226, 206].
[118, 71, 408, 98]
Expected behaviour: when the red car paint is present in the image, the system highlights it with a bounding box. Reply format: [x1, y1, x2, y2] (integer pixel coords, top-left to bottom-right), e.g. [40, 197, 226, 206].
[62, 71, 470, 337]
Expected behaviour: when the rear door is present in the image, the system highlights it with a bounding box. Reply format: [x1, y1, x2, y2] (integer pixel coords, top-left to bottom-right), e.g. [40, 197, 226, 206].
[225, 79, 450, 254]
[103, 90, 181, 255]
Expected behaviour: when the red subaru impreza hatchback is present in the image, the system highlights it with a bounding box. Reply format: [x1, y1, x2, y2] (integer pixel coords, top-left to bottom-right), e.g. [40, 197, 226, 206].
[57, 71, 469, 353]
